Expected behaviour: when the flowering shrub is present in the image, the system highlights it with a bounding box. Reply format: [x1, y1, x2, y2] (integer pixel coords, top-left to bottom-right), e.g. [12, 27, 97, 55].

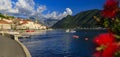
[102, 0, 119, 18]
[93, 0, 120, 57]
[94, 33, 115, 46]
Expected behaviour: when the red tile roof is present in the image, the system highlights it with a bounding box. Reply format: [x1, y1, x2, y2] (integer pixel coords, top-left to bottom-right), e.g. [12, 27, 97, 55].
[0, 20, 11, 24]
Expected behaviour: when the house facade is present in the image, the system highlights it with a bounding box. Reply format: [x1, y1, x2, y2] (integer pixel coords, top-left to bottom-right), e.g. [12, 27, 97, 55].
[16, 20, 47, 30]
[0, 20, 11, 30]
[0, 17, 47, 30]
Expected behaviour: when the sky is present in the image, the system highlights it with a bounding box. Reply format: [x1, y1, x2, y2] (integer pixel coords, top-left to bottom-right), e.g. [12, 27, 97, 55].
[0, 0, 105, 19]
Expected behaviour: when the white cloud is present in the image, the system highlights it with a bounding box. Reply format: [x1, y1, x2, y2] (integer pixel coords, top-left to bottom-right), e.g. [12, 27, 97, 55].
[43, 8, 72, 19]
[33, 5, 46, 17]
[0, 0, 12, 10]
[0, 0, 72, 19]
[15, 0, 35, 16]
[66, 8, 72, 15]
[43, 11, 57, 19]
[0, 0, 18, 14]
[36, 6, 46, 13]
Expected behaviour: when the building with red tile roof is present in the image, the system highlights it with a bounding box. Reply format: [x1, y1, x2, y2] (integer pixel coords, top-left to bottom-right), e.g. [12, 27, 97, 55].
[0, 20, 12, 30]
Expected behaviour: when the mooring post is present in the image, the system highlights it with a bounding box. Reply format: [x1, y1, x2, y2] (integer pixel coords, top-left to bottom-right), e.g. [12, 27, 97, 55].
[14, 35, 19, 41]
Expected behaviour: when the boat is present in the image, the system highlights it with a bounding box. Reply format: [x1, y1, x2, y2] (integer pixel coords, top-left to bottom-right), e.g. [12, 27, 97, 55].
[26, 30, 35, 32]
[66, 29, 76, 33]
[6, 31, 20, 35]
[18, 35, 31, 38]
[66, 29, 70, 32]
[73, 35, 79, 38]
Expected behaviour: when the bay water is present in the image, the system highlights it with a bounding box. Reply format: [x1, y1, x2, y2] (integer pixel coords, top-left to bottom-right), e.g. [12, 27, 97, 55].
[20, 29, 106, 57]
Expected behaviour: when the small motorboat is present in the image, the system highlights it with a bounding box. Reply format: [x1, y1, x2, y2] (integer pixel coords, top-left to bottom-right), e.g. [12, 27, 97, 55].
[66, 29, 76, 33]
[26, 30, 35, 32]
[73, 35, 79, 38]
[85, 38, 89, 40]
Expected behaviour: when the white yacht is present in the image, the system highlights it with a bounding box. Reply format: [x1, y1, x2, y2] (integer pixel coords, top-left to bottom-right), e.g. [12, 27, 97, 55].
[66, 29, 76, 33]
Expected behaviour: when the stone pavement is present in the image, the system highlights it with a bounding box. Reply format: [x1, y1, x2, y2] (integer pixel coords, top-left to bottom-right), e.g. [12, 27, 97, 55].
[0, 35, 26, 57]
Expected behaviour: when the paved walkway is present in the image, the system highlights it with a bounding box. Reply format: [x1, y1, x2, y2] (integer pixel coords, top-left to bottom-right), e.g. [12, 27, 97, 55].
[0, 35, 26, 57]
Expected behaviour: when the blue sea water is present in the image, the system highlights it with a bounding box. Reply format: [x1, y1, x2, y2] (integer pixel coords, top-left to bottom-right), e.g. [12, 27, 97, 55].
[20, 29, 106, 57]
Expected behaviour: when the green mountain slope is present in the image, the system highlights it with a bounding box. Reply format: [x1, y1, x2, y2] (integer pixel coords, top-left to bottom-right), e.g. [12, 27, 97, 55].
[0, 13, 14, 19]
[52, 9, 103, 29]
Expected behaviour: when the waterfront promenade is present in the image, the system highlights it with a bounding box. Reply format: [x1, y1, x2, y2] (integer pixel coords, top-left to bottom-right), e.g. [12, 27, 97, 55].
[0, 35, 26, 57]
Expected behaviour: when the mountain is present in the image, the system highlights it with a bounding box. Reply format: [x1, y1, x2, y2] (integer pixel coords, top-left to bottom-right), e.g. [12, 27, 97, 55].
[0, 13, 14, 19]
[52, 9, 104, 29]
[29, 16, 59, 27]
[44, 19, 59, 27]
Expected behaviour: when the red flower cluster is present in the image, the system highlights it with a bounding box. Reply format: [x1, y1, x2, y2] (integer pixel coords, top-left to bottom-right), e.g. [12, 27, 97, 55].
[93, 33, 119, 57]
[93, 0, 120, 57]
[93, 43, 118, 57]
[93, 51, 101, 57]
[102, 43, 118, 57]
[102, 0, 119, 18]
[94, 33, 115, 46]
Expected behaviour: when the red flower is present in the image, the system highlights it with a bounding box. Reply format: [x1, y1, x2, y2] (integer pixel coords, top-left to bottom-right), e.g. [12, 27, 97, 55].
[102, 10, 117, 18]
[94, 33, 115, 46]
[101, 0, 119, 18]
[93, 43, 119, 57]
[102, 43, 119, 57]
[93, 51, 101, 57]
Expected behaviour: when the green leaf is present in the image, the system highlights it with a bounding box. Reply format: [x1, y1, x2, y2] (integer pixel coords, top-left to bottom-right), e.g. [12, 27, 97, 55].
[115, 35, 120, 39]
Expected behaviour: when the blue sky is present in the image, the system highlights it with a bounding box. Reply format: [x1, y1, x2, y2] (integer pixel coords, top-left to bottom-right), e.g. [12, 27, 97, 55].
[34, 0, 105, 15]
[0, 0, 106, 19]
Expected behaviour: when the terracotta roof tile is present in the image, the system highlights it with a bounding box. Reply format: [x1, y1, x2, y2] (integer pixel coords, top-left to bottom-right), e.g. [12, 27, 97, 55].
[0, 20, 11, 24]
